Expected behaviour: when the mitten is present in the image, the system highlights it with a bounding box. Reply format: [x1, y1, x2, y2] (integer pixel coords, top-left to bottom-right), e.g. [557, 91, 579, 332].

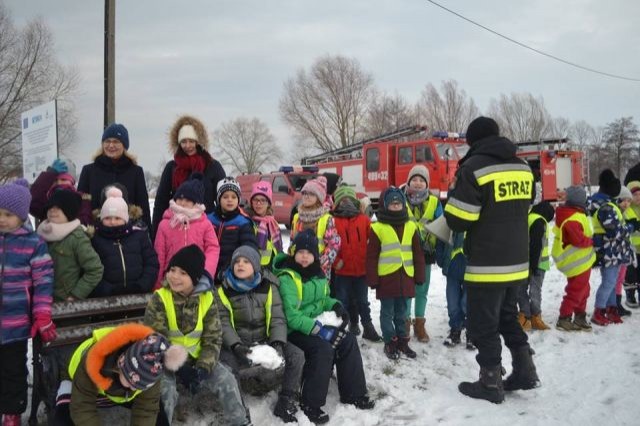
[51, 158, 68, 174]
[311, 321, 336, 342]
[31, 318, 57, 343]
[232, 343, 253, 367]
[332, 303, 350, 328]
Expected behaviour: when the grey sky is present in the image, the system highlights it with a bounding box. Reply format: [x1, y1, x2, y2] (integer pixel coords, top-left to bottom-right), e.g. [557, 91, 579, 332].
[6, 0, 640, 175]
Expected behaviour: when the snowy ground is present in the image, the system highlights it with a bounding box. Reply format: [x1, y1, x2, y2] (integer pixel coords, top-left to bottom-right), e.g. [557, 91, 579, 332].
[26, 227, 640, 425]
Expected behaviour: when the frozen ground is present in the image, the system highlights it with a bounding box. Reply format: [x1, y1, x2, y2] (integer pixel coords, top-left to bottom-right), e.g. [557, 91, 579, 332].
[26, 227, 640, 426]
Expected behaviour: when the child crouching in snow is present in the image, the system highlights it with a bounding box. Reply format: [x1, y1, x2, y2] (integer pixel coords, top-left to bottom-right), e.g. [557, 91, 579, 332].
[216, 246, 304, 423]
[143, 245, 250, 425]
[274, 230, 374, 424]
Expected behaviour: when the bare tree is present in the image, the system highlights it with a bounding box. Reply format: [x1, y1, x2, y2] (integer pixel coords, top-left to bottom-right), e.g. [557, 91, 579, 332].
[0, 6, 79, 181]
[487, 93, 550, 142]
[279, 54, 374, 152]
[363, 90, 417, 138]
[214, 117, 282, 174]
[545, 116, 571, 139]
[416, 80, 479, 133]
[599, 117, 640, 178]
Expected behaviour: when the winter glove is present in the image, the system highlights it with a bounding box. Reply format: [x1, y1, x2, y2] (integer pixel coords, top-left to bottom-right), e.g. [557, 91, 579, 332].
[311, 320, 336, 342]
[31, 318, 57, 343]
[330, 328, 347, 349]
[332, 303, 350, 329]
[51, 158, 68, 174]
[232, 343, 253, 367]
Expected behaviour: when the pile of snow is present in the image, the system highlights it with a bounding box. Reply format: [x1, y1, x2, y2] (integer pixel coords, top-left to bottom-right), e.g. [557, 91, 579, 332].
[316, 311, 343, 328]
[247, 344, 283, 370]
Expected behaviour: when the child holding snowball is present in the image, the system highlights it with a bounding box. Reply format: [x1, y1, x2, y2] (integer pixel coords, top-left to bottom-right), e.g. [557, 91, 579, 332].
[274, 229, 374, 425]
[216, 245, 304, 423]
[143, 245, 250, 425]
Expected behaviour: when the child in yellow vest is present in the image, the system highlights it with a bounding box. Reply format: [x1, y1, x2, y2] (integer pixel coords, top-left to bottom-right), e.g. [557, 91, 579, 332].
[623, 181, 640, 308]
[144, 245, 251, 425]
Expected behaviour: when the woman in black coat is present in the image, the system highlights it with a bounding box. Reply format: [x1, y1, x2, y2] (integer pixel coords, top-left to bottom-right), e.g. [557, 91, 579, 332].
[78, 123, 152, 230]
[151, 115, 226, 241]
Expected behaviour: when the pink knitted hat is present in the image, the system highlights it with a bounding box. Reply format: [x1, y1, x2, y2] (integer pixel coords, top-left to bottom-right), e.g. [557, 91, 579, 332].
[250, 181, 273, 205]
[301, 176, 327, 202]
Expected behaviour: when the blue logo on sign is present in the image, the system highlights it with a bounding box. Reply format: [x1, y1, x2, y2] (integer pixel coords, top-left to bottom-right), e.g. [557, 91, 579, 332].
[23, 118, 28, 129]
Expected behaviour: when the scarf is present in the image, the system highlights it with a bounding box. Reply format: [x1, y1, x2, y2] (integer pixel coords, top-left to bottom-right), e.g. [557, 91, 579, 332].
[37, 219, 82, 242]
[172, 152, 208, 190]
[406, 187, 430, 206]
[282, 256, 325, 281]
[96, 223, 132, 239]
[296, 204, 327, 231]
[168, 200, 206, 229]
[376, 209, 409, 226]
[224, 268, 262, 293]
[332, 199, 361, 218]
[252, 214, 283, 252]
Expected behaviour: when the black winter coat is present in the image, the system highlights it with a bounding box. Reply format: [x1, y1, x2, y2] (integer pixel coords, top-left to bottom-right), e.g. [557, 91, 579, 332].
[444, 135, 534, 288]
[78, 155, 151, 230]
[207, 208, 258, 280]
[90, 223, 159, 296]
[151, 159, 226, 241]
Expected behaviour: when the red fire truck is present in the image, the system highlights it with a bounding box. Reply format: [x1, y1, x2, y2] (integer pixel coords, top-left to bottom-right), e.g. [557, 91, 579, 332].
[302, 126, 586, 208]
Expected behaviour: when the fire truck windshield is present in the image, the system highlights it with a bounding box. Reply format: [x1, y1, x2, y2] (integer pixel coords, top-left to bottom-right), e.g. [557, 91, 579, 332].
[288, 174, 319, 191]
[454, 144, 469, 158]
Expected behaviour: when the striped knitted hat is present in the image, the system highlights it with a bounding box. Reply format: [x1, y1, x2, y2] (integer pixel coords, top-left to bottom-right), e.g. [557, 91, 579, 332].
[333, 185, 359, 208]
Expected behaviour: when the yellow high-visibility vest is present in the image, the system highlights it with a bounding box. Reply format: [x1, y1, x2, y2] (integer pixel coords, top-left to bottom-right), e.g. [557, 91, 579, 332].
[68, 327, 142, 404]
[260, 239, 277, 266]
[291, 213, 330, 254]
[551, 212, 596, 278]
[157, 287, 214, 359]
[623, 207, 640, 250]
[528, 212, 550, 271]
[217, 286, 273, 336]
[370, 221, 418, 277]
[407, 195, 438, 235]
[592, 201, 624, 235]
[278, 269, 328, 309]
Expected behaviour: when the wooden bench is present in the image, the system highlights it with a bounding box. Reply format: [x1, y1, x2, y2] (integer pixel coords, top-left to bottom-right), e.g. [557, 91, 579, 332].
[29, 294, 152, 425]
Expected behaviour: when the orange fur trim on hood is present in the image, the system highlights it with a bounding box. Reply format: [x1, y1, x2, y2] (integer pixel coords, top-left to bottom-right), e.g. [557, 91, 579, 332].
[85, 323, 155, 391]
[169, 115, 209, 153]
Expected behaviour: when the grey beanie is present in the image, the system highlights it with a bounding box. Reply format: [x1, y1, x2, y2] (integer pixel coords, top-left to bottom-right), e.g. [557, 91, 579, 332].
[565, 186, 587, 209]
[407, 164, 430, 186]
[232, 245, 261, 274]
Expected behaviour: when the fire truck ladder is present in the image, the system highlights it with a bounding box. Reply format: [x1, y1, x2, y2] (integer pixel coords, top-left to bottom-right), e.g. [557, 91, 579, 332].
[302, 125, 428, 165]
[514, 137, 569, 151]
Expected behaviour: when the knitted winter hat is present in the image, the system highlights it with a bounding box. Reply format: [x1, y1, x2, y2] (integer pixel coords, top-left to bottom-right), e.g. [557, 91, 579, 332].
[618, 186, 632, 201]
[58, 156, 78, 181]
[102, 123, 130, 150]
[292, 229, 320, 261]
[382, 186, 406, 209]
[333, 185, 359, 208]
[100, 196, 130, 222]
[0, 178, 31, 221]
[178, 124, 198, 143]
[301, 176, 327, 202]
[628, 181, 640, 194]
[250, 181, 273, 205]
[46, 188, 82, 221]
[174, 172, 205, 205]
[598, 169, 621, 198]
[407, 165, 430, 186]
[465, 116, 500, 145]
[232, 245, 261, 275]
[565, 185, 587, 209]
[167, 244, 206, 285]
[217, 177, 241, 203]
[117, 333, 187, 390]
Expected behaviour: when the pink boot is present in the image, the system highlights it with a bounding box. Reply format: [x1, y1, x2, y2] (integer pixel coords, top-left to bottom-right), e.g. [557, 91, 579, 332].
[591, 308, 610, 326]
[2, 414, 21, 426]
[606, 306, 623, 324]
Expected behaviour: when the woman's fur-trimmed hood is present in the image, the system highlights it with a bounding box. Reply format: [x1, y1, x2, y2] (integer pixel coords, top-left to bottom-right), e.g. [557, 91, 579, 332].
[169, 115, 209, 153]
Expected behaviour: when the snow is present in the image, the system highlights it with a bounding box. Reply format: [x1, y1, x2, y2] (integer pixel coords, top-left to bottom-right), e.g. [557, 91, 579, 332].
[316, 311, 344, 328]
[247, 344, 284, 370]
[25, 227, 640, 425]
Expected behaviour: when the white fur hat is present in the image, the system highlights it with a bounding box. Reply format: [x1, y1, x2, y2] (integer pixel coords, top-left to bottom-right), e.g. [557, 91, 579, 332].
[178, 124, 198, 143]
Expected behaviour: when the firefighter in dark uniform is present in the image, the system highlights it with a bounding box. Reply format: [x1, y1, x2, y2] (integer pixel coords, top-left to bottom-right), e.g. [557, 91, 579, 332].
[444, 117, 540, 403]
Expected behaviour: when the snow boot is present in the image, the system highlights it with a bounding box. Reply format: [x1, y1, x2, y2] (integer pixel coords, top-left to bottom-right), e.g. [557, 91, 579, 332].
[340, 396, 375, 410]
[573, 312, 592, 331]
[349, 321, 361, 336]
[625, 286, 639, 308]
[273, 394, 298, 423]
[413, 317, 430, 343]
[616, 295, 632, 317]
[503, 346, 541, 391]
[606, 306, 623, 324]
[458, 366, 505, 404]
[397, 336, 417, 359]
[404, 318, 412, 336]
[591, 308, 610, 326]
[465, 331, 476, 351]
[530, 314, 550, 330]
[518, 312, 532, 331]
[443, 329, 462, 347]
[556, 316, 581, 331]
[2, 415, 20, 426]
[362, 322, 382, 342]
[384, 337, 400, 360]
[301, 404, 329, 424]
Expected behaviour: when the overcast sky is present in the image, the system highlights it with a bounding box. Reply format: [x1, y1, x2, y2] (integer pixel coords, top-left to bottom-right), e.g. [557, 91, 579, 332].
[6, 0, 640, 175]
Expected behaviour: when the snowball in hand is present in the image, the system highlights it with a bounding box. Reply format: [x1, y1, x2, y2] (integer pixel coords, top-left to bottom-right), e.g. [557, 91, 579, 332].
[315, 311, 343, 327]
[246, 345, 284, 370]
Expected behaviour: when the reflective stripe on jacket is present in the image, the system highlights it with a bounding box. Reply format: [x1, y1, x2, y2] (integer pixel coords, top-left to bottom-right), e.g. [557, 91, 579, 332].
[551, 212, 596, 278]
[370, 221, 417, 277]
[291, 213, 330, 254]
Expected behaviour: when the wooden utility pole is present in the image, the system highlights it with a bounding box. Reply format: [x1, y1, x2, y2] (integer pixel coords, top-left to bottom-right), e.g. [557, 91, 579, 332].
[104, 0, 115, 127]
